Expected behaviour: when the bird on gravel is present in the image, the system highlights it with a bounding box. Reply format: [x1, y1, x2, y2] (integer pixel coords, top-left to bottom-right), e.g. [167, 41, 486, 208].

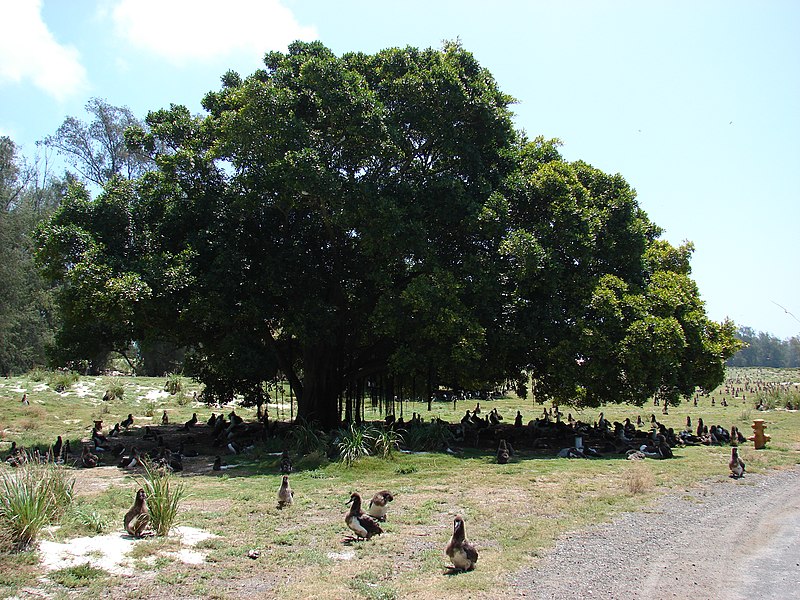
[446, 515, 479, 571]
[277, 475, 294, 508]
[345, 493, 383, 540]
[367, 490, 394, 522]
[729, 447, 745, 478]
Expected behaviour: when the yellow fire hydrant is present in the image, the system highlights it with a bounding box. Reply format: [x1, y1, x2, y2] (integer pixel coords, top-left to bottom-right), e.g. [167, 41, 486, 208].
[749, 419, 771, 449]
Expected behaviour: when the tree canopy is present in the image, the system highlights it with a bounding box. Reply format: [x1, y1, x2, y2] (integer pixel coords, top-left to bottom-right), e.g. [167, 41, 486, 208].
[36, 41, 740, 426]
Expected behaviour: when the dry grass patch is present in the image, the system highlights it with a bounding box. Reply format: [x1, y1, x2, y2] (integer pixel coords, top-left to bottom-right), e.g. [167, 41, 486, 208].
[625, 464, 655, 495]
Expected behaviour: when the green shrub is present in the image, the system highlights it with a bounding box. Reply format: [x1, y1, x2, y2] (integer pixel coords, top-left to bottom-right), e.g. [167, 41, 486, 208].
[47, 371, 80, 393]
[0, 456, 76, 551]
[164, 373, 184, 395]
[334, 423, 375, 467]
[138, 460, 186, 537]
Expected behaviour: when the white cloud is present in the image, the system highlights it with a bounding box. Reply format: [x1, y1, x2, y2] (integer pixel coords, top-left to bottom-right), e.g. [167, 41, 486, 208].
[111, 0, 317, 64]
[0, 0, 88, 101]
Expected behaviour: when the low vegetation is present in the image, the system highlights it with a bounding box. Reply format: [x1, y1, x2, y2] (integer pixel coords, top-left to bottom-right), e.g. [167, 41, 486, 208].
[0, 367, 797, 599]
[0, 456, 75, 551]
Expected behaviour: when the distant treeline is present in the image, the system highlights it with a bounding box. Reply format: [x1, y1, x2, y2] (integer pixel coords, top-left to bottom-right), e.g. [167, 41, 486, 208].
[727, 326, 800, 367]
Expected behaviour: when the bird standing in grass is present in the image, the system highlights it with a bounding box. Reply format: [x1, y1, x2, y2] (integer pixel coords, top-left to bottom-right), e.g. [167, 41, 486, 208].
[124, 488, 151, 538]
[277, 475, 294, 508]
[345, 493, 383, 540]
[367, 490, 394, 522]
[729, 447, 746, 478]
[446, 515, 478, 571]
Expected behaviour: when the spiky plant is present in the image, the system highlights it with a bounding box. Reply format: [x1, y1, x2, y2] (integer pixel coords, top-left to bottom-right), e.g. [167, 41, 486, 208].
[372, 427, 405, 459]
[0, 454, 75, 551]
[334, 423, 376, 467]
[138, 459, 186, 536]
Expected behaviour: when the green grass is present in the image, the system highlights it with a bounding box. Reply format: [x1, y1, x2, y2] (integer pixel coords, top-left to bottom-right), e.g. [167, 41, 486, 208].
[49, 563, 107, 588]
[0, 368, 798, 599]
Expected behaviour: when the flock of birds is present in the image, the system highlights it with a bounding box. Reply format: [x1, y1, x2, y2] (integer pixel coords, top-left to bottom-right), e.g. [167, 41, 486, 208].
[5, 387, 763, 573]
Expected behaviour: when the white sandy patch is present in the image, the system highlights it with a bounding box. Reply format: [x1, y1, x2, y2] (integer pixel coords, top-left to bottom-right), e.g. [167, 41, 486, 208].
[72, 384, 93, 398]
[141, 390, 170, 402]
[34, 384, 48, 392]
[328, 550, 355, 560]
[38, 526, 217, 576]
[10, 386, 27, 393]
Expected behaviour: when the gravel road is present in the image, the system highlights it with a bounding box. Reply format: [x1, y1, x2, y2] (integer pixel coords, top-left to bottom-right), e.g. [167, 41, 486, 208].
[511, 464, 800, 599]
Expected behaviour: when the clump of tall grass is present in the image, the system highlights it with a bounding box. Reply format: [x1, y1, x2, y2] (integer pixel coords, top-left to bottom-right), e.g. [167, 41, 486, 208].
[164, 373, 184, 396]
[290, 421, 329, 455]
[405, 420, 453, 451]
[0, 455, 76, 551]
[48, 370, 80, 393]
[105, 383, 125, 401]
[143, 399, 158, 418]
[372, 427, 404, 459]
[754, 388, 800, 411]
[27, 367, 46, 382]
[137, 460, 186, 537]
[334, 423, 376, 466]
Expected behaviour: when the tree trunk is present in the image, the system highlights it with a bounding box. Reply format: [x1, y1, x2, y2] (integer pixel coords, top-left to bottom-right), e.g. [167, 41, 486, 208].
[296, 344, 341, 429]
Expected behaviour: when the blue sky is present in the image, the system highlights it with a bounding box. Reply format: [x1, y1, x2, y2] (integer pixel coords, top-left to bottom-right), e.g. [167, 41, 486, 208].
[1, 0, 798, 338]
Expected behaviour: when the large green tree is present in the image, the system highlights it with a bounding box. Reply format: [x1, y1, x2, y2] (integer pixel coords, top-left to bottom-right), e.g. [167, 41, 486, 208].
[36, 42, 739, 425]
[0, 137, 62, 374]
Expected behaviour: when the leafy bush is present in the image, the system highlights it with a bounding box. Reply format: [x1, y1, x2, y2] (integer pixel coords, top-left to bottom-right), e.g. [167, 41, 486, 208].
[164, 373, 184, 395]
[372, 428, 404, 459]
[0, 455, 75, 551]
[334, 423, 376, 467]
[175, 390, 191, 406]
[138, 460, 186, 536]
[48, 370, 80, 393]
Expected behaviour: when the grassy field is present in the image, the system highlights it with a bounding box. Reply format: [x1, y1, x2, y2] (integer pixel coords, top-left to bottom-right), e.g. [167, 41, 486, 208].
[1, 367, 799, 599]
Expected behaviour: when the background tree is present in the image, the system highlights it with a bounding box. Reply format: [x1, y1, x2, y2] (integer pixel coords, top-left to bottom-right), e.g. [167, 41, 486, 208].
[0, 137, 63, 374]
[42, 98, 154, 187]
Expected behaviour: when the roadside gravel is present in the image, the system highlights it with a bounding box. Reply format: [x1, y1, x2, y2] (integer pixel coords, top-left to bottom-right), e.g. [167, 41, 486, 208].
[510, 464, 800, 599]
